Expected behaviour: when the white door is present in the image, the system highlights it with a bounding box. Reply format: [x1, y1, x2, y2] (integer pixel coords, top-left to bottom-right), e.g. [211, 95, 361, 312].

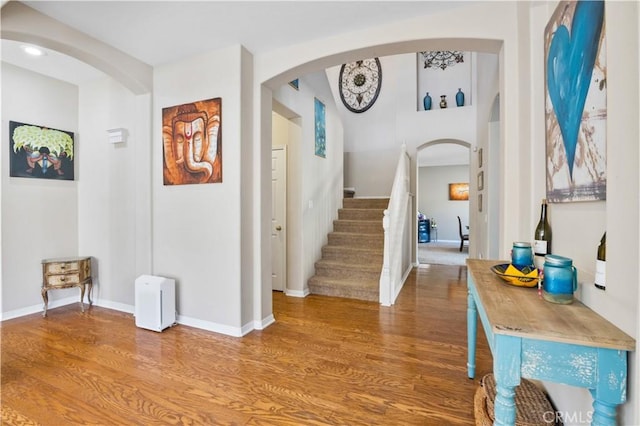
[271, 147, 287, 291]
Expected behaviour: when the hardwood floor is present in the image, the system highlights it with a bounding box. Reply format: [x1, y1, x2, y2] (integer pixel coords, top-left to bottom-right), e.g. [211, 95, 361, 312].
[1, 264, 491, 425]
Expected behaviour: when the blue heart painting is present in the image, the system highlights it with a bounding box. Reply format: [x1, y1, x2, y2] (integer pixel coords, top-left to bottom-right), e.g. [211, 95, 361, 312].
[546, 0, 604, 180]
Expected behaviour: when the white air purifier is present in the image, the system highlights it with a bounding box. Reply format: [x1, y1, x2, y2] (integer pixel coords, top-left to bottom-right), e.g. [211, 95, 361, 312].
[134, 275, 176, 332]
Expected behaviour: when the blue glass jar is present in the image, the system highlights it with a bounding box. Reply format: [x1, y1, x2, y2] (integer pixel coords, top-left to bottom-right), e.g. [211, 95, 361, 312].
[542, 254, 577, 304]
[511, 242, 533, 267]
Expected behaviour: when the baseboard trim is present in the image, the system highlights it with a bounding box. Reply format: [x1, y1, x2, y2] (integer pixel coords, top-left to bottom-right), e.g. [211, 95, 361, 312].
[285, 288, 309, 298]
[1, 296, 80, 321]
[254, 314, 276, 330]
[1, 297, 272, 339]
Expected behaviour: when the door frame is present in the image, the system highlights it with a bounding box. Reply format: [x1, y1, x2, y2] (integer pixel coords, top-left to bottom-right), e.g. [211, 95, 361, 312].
[271, 145, 287, 292]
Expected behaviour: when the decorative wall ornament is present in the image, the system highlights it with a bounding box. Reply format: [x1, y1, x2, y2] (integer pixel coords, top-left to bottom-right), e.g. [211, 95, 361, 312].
[421, 51, 464, 70]
[544, 0, 606, 202]
[162, 97, 222, 185]
[314, 98, 326, 158]
[9, 121, 75, 180]
[338, 58, 382, 113]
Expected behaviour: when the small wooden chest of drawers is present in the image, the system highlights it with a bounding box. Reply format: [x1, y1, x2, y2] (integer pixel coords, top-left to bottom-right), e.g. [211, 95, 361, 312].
[41, 256, 93, 317]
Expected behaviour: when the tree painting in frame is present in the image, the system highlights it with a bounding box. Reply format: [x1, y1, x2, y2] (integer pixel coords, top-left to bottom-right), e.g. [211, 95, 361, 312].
[544, 0, 606, 202]
[162, 97, 222, 185]
[314, 97, 326, 158]
[9, 121, 75, 180]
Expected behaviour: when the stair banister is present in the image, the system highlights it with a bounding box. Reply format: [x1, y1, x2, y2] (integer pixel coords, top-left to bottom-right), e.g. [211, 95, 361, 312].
[379, 144, 413, 306]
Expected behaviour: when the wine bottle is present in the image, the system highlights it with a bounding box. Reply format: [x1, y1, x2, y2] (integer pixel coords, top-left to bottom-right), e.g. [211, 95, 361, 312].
[533, 199, 552, 270]
[594, 232, 606, 290]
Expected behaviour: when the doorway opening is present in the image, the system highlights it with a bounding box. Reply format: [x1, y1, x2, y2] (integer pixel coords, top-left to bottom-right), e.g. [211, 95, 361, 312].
[416, 140, 471, 266]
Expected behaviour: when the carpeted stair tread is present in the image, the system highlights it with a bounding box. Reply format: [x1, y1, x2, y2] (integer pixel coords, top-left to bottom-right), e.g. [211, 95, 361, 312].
[308, 276, 379, 302]
[333, 219, 383, 234]
[314, 261, 380, 281]
[338, 208, 385, 221]
[327, 232, 383, 247]
[321, 245, 383, 263]
[315, 259, 382, 272]
[308, 276, 378, 288]
[342, 198, 389, 209]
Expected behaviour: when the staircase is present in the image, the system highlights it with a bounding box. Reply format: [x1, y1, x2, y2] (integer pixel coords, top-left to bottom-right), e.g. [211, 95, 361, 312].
[308, 198, 389, 302]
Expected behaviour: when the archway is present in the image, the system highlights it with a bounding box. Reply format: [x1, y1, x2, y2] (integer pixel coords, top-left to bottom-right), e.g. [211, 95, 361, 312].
[415, 140, 471, 265]
[257, 40, 504, 322]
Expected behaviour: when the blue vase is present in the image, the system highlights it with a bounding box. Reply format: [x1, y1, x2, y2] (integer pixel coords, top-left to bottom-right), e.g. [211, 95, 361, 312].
[456, 88, 465, 107]
[423, 92, 432, 111]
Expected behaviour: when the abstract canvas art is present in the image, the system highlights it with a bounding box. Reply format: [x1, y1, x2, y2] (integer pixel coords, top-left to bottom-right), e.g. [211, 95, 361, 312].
[9, 121, 74, 180]
[162, 97, 222, 185]
[449, 183, 469, 201]
[545, 0, 606, 202]
[314, 98, 326, 158]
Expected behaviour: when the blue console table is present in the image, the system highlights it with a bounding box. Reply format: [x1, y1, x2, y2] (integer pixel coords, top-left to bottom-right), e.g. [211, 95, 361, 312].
[467, 259, 635, 426]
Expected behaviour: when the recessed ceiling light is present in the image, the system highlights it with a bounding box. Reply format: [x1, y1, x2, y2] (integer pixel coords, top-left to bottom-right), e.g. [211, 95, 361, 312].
[21, 45, 46, 57]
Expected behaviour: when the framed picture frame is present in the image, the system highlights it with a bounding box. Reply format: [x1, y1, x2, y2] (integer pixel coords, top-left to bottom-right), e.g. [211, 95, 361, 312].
[448, 182, 469, 201]
[544, 1, 606, 202]
[477, 171, 484, 191]
[9, 121, 75, 180]
[478, 148, 483, 168]
[478, 193, 483, 212]
[162, 97, 222, 185]
[314, 97, 326, 158]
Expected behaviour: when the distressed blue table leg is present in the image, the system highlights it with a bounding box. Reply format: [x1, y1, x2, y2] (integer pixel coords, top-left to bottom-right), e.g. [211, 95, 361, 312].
[589, 348, 627, 426]
[590, 396, 617, 426]
[494, 335, 521, 426]
[494, 384, 517, 426]
[467, 290, 477, 379]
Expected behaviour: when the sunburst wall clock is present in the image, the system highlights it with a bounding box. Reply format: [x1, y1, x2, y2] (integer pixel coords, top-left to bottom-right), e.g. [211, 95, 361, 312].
[338, 58, 382, 113]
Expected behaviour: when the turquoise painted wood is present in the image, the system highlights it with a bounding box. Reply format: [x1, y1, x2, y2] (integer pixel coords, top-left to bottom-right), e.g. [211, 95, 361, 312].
[467, 260, 633, 426]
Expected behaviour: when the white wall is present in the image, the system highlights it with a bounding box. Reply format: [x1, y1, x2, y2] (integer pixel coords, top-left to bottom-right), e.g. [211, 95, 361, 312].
[1, 63, 79, 317]
[473, 53, 500, 260]
[153, 46, 247, 336]
[417, 51, 473, 110]
[77, 76, 146, 311]
[330, 53, 478, 198]
[272, 71, 344, 296]
[417, 165, 470, 242]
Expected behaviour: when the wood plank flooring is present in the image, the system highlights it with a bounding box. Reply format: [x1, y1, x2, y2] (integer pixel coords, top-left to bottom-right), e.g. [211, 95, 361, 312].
[1, 264, 492, 425]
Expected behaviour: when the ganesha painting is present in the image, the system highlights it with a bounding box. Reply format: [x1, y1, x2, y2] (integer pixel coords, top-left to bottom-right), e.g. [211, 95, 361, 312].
[162, 97, 222, 185]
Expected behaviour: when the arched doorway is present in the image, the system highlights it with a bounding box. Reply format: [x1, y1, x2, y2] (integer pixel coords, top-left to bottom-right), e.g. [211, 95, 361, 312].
[415, 140, 471, 266]
[258, 43, 503, 322]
